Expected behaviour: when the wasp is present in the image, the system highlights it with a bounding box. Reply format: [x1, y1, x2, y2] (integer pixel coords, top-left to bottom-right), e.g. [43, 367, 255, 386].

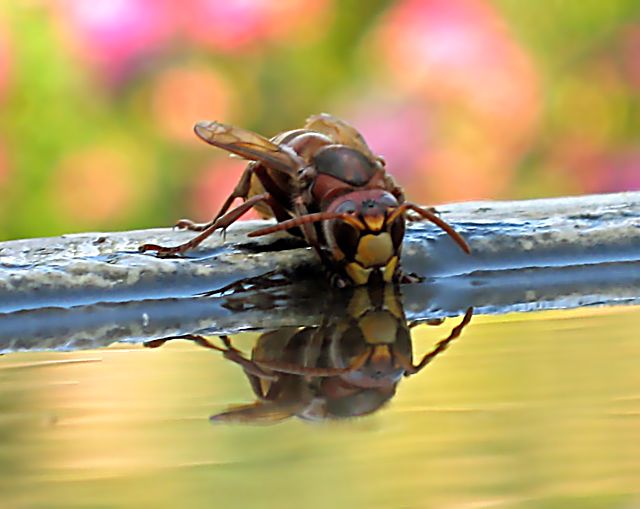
[140, 114, 470, 286]
[145, 286, 474, 423]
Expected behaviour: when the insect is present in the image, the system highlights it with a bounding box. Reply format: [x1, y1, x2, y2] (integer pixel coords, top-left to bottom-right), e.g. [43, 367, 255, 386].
[145, 285, 474, 423]
[140, 114, 470, 286]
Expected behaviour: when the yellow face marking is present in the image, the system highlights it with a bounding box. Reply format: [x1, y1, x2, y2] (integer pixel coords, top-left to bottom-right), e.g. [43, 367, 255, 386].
[355, 233, 394, 268]
[382, 256, 399, 283]
[359, 312, 398, 344]
[345, 262, 373, 285]
[363, 214, 385, 232]
[347, 287, 372, 319]
[369, 344, 393, 364]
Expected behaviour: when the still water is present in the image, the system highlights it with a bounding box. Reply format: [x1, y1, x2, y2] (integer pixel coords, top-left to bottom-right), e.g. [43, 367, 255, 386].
[1, 304, 639, 509]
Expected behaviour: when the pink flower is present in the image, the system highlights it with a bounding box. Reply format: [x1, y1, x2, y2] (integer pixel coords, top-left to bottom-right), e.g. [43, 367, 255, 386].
[54, 0, 175, 82]
[607, 151, 640, 191]
[150, 65, 233, 143]
[0, 19, 12, 103]
[52, 145, 143, 227]
[621, 24, 640, 89]
[182, 0, 330, 52]
[189, 158, 259, 221]
[348, 100, 433, 182]
[361, 0, 542, 201]
[547, 141, 640, 195]
[373, 0, 540, 138]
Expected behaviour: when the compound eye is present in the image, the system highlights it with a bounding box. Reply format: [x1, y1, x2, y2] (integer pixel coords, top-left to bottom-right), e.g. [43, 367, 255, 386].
[377, 193, 398, 208]
[335, 200, 357, 215]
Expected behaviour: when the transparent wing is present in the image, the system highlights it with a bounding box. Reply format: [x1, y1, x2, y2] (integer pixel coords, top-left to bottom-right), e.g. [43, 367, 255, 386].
[305, 113, 377, 160]
[194, 121, 302, 175]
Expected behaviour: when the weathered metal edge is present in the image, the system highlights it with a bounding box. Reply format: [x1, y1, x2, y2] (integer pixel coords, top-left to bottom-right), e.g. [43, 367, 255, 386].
[0, 191, 638, 313]
[0, 192, 639, 352]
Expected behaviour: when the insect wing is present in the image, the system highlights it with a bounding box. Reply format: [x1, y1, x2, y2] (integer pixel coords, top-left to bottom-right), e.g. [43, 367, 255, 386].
[305, 113, 377, 161]
[194, 121, 302, 175]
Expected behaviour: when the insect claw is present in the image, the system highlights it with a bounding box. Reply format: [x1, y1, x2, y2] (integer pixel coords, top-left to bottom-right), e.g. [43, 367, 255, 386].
[330, 273, 350, 288]
[399, 271, 424, 284]
[138, 243, 187, 258]
[175, 219, 215, 232]
[143, 338, 169, 348]
[138, 243, 158, 253]
[406, 211, 425, 222]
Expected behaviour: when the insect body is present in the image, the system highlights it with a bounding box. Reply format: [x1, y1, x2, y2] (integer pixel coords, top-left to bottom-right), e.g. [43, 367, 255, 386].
[140, 114, 470, 286]
[145, 285, 474, 423]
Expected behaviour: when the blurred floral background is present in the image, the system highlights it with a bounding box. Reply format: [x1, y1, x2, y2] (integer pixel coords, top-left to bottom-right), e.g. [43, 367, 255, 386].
[0, 0, 639, 241]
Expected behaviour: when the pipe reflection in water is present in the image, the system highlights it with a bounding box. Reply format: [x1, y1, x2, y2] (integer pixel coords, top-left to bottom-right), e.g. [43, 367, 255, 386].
[146, 285, 473, 423]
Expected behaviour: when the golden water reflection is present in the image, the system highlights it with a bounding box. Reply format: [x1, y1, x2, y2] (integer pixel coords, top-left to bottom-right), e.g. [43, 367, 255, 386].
[1, 306, 640, 508]
[146, 286, 473, 424]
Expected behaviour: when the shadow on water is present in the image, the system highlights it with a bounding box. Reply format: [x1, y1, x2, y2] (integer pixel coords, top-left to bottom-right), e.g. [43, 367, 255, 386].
[145, 285, 473, 423]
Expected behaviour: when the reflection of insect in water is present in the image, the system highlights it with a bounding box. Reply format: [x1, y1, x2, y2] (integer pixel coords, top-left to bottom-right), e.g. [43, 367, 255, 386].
[140, 114, 470, 286]
[145, 286, 474, 423]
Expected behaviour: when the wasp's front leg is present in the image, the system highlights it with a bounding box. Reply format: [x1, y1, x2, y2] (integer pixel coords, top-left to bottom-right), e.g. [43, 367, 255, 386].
[292, 194, 332, 264]
[397, 270, 424, 284]
[405, 207, 437, 223]
[140, 193, 272, 256]
[403, 307, 474, 375]
[173, 218, 213, 232]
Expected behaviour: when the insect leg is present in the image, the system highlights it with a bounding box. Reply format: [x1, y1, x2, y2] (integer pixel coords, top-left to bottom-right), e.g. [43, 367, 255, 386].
[217, 335, 278, 381]
[143, 333, 223, 350]
[140, 192, 271, 256]
[217, 337, 282, 401]
[173, 219, 212, 232]
[293, 196, 328, 262]
[402, 307, 474, 375]
[175, 164, 256, 232]
[254, 349, 370, 377]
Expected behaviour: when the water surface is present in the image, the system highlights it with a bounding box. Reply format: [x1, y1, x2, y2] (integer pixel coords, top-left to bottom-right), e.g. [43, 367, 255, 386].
[1, 304, 639, 508]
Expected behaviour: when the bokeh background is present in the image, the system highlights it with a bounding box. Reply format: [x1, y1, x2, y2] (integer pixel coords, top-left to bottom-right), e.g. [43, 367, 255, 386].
[0, 0, 639, 241]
